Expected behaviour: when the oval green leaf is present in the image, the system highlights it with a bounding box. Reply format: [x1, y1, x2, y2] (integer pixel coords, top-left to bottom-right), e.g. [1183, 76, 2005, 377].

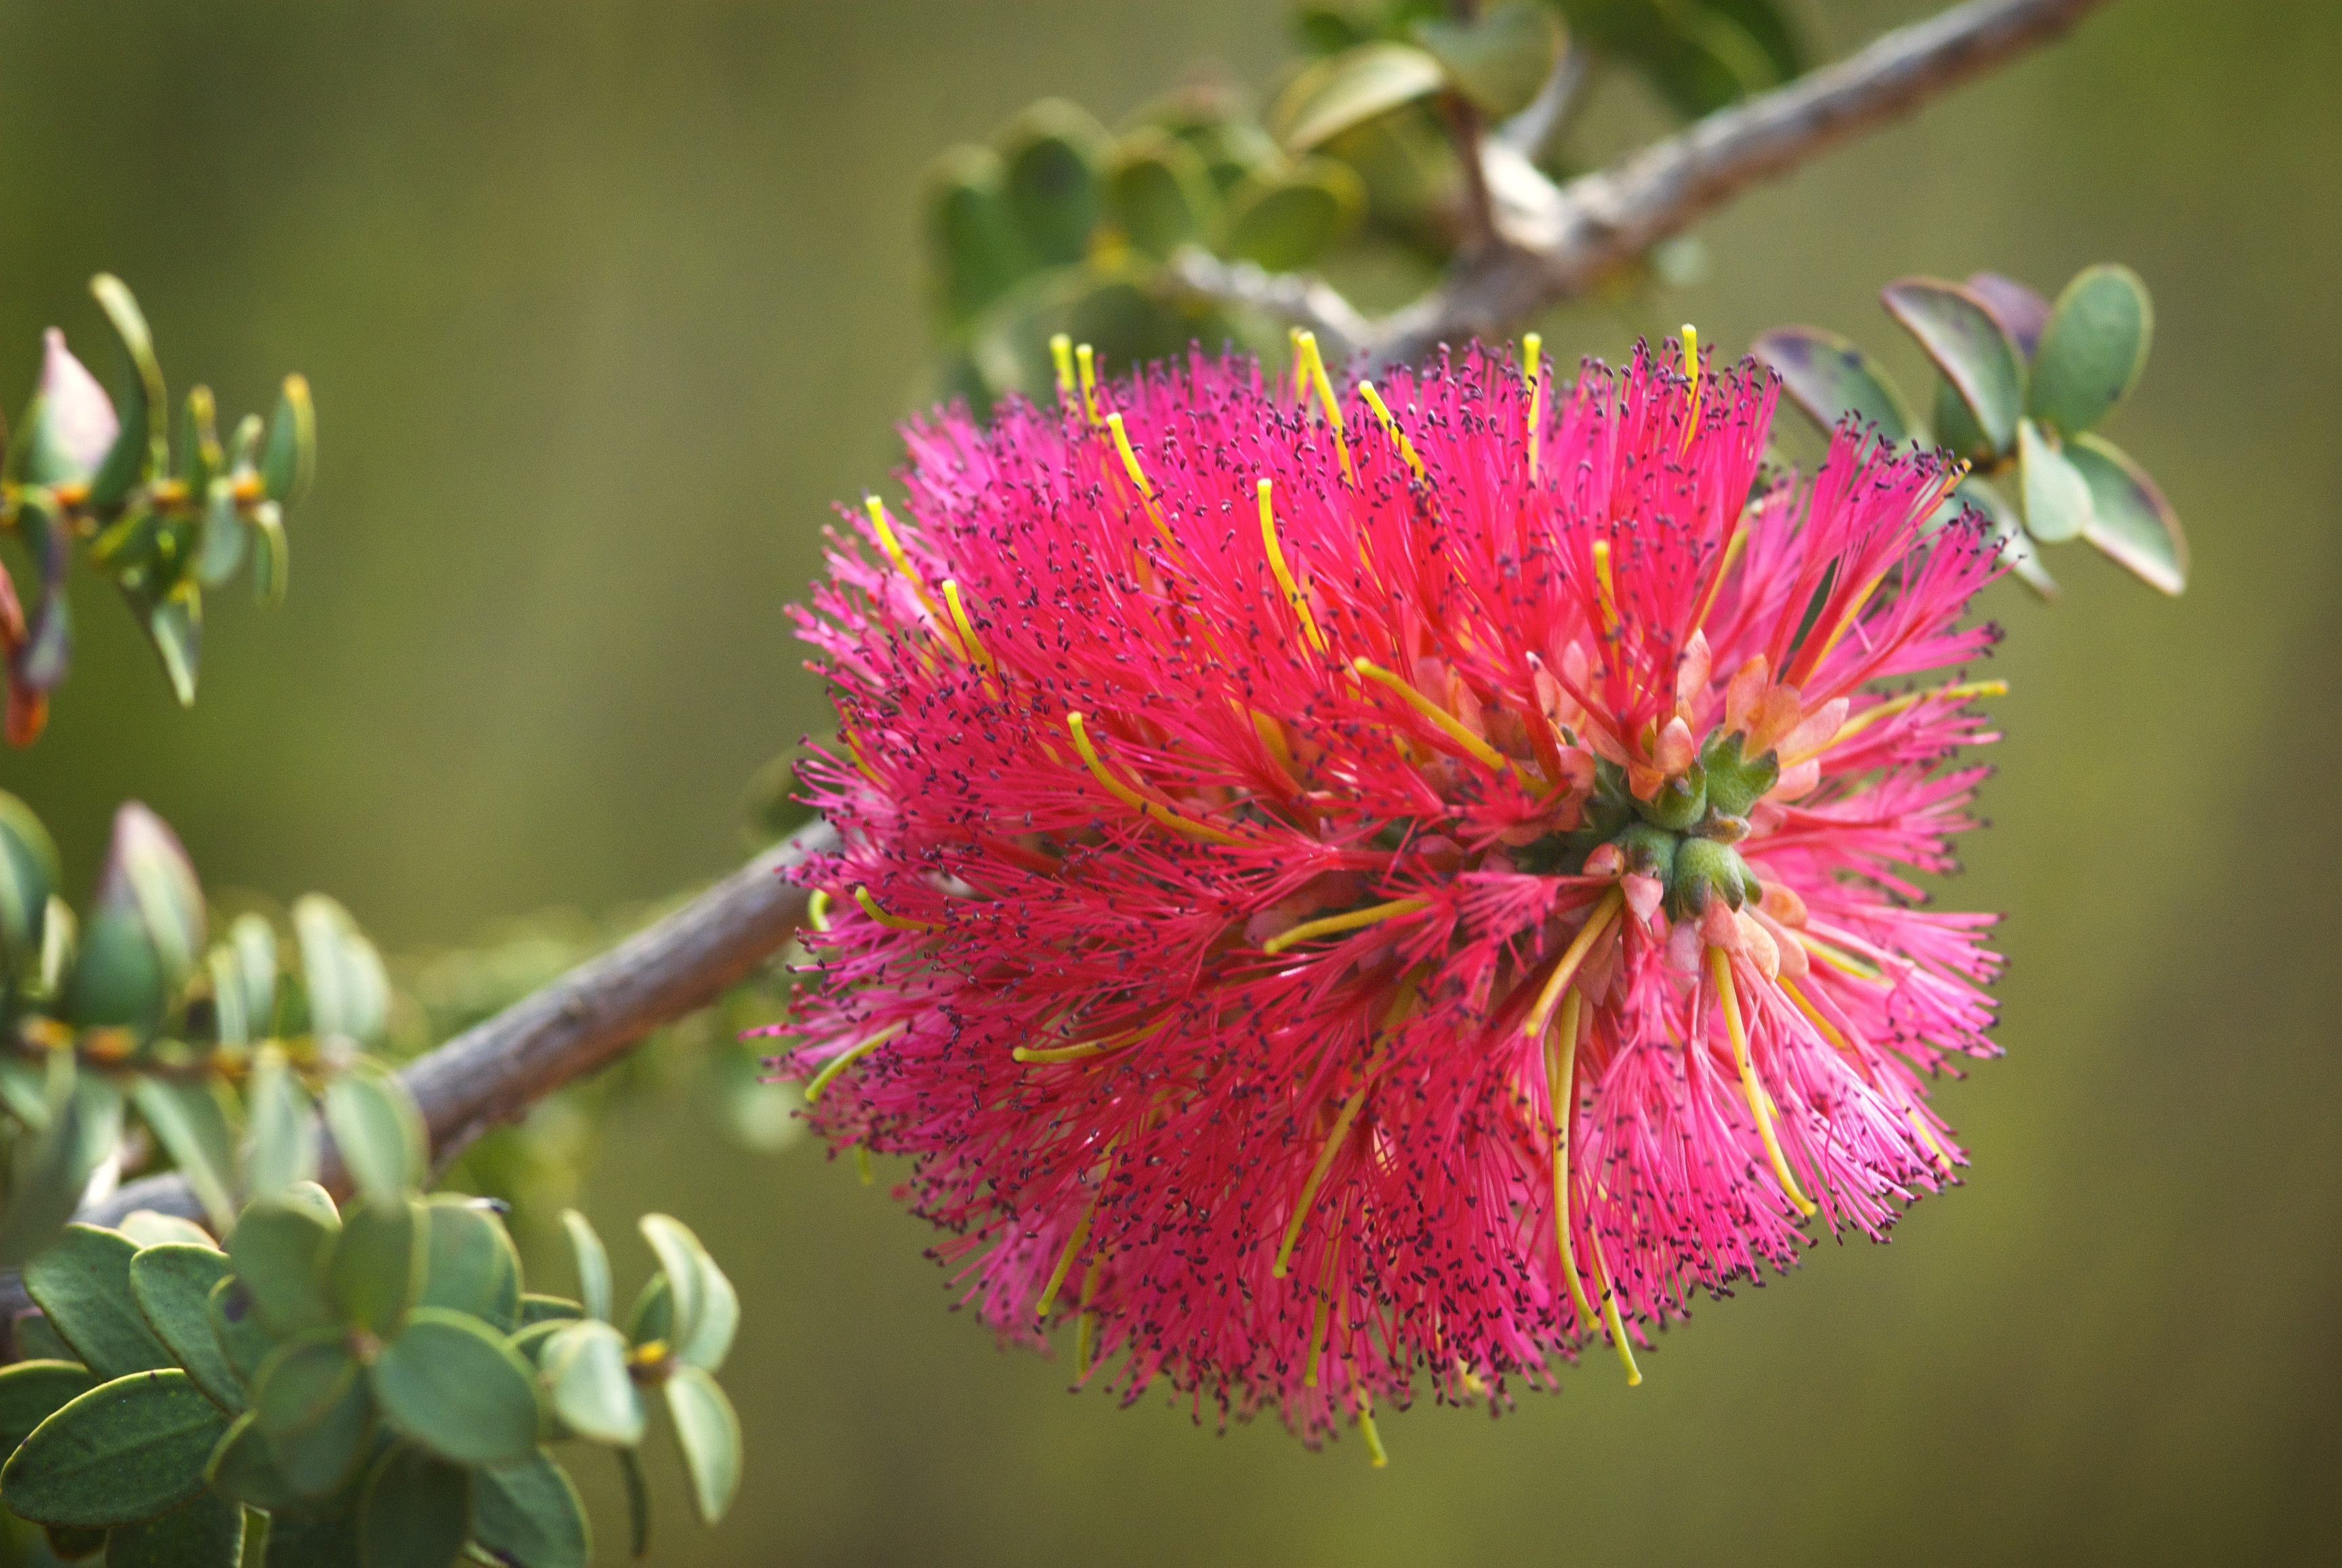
[0, 1360, 99, 1453]
[1272, 42, 1445, 152]
[204, 1410, 304, 1512]
[1412, 1, 1560, 117]
[998, 100, 1111, 268]
[1749, 327, 1917, 446]
[2066, 432, 2186, 595]
[296, 896, 390, 1053]
[2017, 417, 2094, 543]
[205, 1278, 271, 1390]
[242, 1046, 319, 1203]
[358, 1443, 469, 1568]
[0, 791, 60, 980]
[924, 145, 1030, 329]
[1952, 476, 2059, 600]
[0, 1369, 229, 1528]
[472, 1449, 592, 1568]
[23, 1226, 175, 1381]
[369, 1307, 539, 1468]
[558, 1209, 610, 1324]
[225, 1199, 337, 1336]
[418, 1197, 522, 1332]
[253, 1330, 357, 1437]
[101, 1487, 243, 1568]
[258, 375, 314, 508]
[268, 1371, 375, 1500]
[664, 1367, 741, 1527]
[127, 1077, 237, 1234]
[128, 1243, 241, 1412]
[115, 1210, 213, 1251]
[1881, 278, 2025, 455]
[520, 1294, 583, 1327]
[262, 1509, 363, 1568]
[326, 1197, 422, 1336]
[1107, 133, 1213, 262]
[1217, 161, 1363, 272]
[2028, 263, 2152, 436]
[541, 1321, 645, 1447]
[636, 1216, 707, 1357]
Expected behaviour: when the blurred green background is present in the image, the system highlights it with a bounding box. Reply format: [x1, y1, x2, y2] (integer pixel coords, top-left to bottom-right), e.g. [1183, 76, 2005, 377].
[3, 0, 2337, 1562]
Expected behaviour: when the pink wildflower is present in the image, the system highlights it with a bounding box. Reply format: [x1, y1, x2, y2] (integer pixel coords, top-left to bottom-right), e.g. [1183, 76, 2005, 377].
[775, 337, 2005, 1448]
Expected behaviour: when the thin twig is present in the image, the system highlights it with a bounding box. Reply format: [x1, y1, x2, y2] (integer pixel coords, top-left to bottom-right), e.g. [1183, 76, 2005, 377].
[1166, 249, 1373, 361]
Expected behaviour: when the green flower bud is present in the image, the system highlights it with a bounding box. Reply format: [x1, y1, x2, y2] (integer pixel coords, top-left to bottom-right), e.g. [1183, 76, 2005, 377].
[1702, 730, 1780, 819]
[1634, 764, 1706, 832]
[1668, 836, 1754, 921]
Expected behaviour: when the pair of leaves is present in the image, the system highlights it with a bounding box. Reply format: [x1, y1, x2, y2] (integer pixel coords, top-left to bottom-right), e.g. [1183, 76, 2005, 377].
[245, 1043, 411, 1208]
[1275, 3, 1560, 152]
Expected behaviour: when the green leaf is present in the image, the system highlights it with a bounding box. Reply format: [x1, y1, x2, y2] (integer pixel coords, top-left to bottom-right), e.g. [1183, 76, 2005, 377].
[265, 1371, 374, 1500]
[1931, 375, 1994, 467]
[1967, 270, 2051, 358]
[1412, 1, 1560, 117]
[470, 1449, 591, 1568]
[262, 1508, 363, 1568]
[1880, 278, 2025, 455]
[2017, 417, 2094, 544]
[85, 275, 166, 514]
[1218, 159, 1363, 272]
[1105, 133, 1214, 262]
[325, 1198, 423, 1336]
[1953, 475, 2058, 600]
[614, 1446, 651, 1559]
[257, 376, 314, 508]
[636, 1217, 708, 1357]
[101, 1487, 243, 1568]
[249, 500, 289, 608]
[128, 1244, 241, 1412]
[243, 1047, 319, 1203]
[128, 1077, 237, 1233]
[2027, 263, 2152, 436]
[320, 1066, 422, 1212]
[1272, 42, 1446, 151]
[253, 1330, 358, 1437]
[205, 1411, 306, 1512]
[295, 895, 390, 1051]
[1748, 327, 1918, 446]
[510, 1321, 567, 1369]
[557, 1210, 611, 1325]
[518, 1294, 583, 1327]
[2066, 432, 2187, 595]
[663, 1367, 741, 1526]
[209, 913, 279, 1048]
[62, 912, 164, 1035]
[357, 1443, 468, 1568]
[637, 1217, 735, 1374]
[15, 1309, 73, 1363]
[0, 1056, 103, 1268]
[142, 592, 201, 709]
[369, 1308, 539, 1468]
[115, 1210, 213, 1250]
[196, 470, 249, 590]
[417, 1198, 522, 1333]
[205, 1279, 272, 1391]
[0, 791, 60, 984]
[0, 1361, 99, 1453]
[998, 100, 1111, 269]
[623, 1273, 671, 1349]
[541, 1321, 645, 1447]
[924, 146, 1031, 329]
[24, 1226, 176, 1381]
[47, 1523, 108, 1561]
[0, 1369, 229, 1528]
[225, 1198, 338, 1336]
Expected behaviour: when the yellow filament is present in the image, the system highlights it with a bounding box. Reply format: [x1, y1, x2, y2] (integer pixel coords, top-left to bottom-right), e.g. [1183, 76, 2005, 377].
[1586, 1226, 1642, 1385]
[1065, 711, 1241, 845]
[1523, 333, 1544, 482]
[1689, 520, 1750, 637]
[1681, 323, 1703, 449]
[1050, 333, 1074, 397]
[941, 579, 994, 678]
[866, 497, 945, 627]
[1358, 381, 1425, 480]
[844, 732, 880, 784]
[1709, 946, 1818, 1218]
[1260, 478, 1327, 653]
[1294, 331, 1353, 482]
[1353, 659, 1511, 773]
[1108, 413, 1178, 551]
[1077, 342, 1101, 424]
[1289, 326, 1309, 405]
[1073, 1252, 1104, 1378]
[1014, 1016, 1170, 1065]
[1816, 678, 2009, 755]
[806, 889, 832, 933]
[1357, 1405, 1388, 1468]
[1302, 1237, 1338, 1388]
[852, 885, 934, 933]
[1546, 987, 1600, 1341]
[1520, 887, 1624, 1043]
[804, 1021, 905, 1104]
[855, 1144, 874, 1184]
[1273, 1078, 1372, 1278]
[1260, 896, 1430, 957]
[1780, 973, 1952, 1172]
[1590, 540, 1622, 636]
[1807, 566, 1889, 674]
[1792, 930, 1885, 983]
[1034, 1203, 1095, 1321]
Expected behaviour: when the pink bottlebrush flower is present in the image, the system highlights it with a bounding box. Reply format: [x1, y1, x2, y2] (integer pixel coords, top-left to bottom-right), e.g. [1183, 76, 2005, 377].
[773, 333, 2005, 1450]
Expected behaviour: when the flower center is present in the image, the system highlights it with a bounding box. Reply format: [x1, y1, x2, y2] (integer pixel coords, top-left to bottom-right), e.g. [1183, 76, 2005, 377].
[1517, 730, 1782, 920]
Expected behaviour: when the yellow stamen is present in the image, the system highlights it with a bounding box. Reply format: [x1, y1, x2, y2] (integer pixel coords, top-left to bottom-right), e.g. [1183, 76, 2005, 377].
[1073, 1252, 1105, 1379]
[1289, 325, 1309, 406]
[806, 889, 832, 933]
[865, 496, 947, 629]
[1792, 930, 1885, 983]
[1357, 1405, 1388, 1468]
[1353, 659, 1511, 774]
[1033, 1204, 1094, 1321]
[1260, 896, 1430, 957]
[1546, 987, 1601, 1341]
[1709, 945, 1818, 1218]
[1294, 331, 1353, 483]
[1681, 323, 1702, 450]
[804, 1021, 905, 1103]
[1260, 478, 1327, 653]
[1523, 333, 1544, 482]
[1590, 539, 1622, 636]
[941, 579, 995, 678]
[1780, 974, 1953, 1172]
[855, 1143, 874, 1184]
[1689, 519, 1750, 637]
[1273, 974, 1420, 1279]
[852, 884, 934, 933]
[1808, 567, 1889, 673]
[1013, 1016, 1171, 1065]
[1521, 887, 1624, 1042]
[1586, 1226, 1641, 1385]
[1065, 711, 1241, 845]
[1108, 412, 1179, 551]
[1358, 381, 1425, 480]
[1050, 333, 1075, 398]
[1077, 342, 1101, 424]
[844, 732, 880, 784]
[1815, 678, 2009, 755]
